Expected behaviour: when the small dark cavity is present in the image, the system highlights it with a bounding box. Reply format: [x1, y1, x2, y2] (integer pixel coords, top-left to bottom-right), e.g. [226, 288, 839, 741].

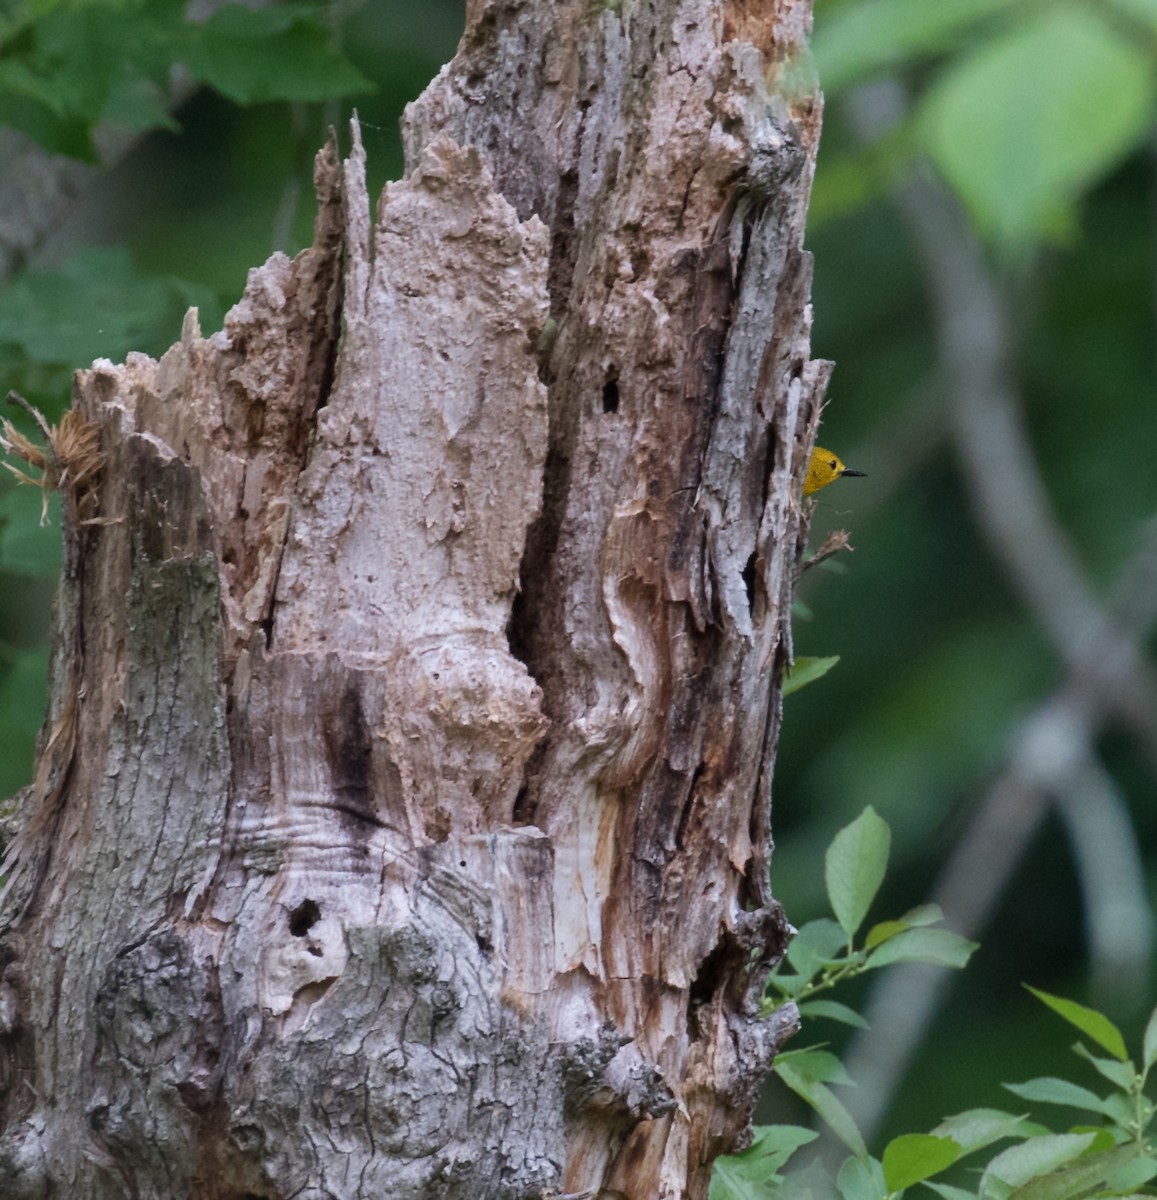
[687, 937, 733, 1037]
[288, 899, 320, 937]
[601, 374, 620, 414]
[742, 551, 758, 614]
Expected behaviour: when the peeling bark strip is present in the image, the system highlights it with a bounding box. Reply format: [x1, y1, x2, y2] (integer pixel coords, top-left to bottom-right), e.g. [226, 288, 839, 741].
[0, 2, 828, 1198]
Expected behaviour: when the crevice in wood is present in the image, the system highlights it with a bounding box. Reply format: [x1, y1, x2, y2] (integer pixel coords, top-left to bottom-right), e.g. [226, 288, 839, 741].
[546, 166, 581, 320]
[686, 934, 734, 1037]
[741, 550, 758, 617]
[506, 436, 573, 697]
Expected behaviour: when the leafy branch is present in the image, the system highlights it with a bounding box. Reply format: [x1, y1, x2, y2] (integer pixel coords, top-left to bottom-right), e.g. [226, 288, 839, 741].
[713, 809, 1157, 1200]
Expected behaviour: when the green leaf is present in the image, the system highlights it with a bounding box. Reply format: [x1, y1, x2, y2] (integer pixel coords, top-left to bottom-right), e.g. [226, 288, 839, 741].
[786, 918, 849, 978]
[101, 71, 179, 134]
[767, 971, 808, 1000]
[1104, 1153, 1157, 1193]
[797, 917, 849, 956]
[3, 3, 183, 152]
[1099, 1090, 1136, 1129]
[1143, 1002, 1157, 1072]
[0, 91, 95, 159]
[836, 1154, 885, 1200]
[882, 1134, 960, 1191]
[0, 57, 76, 115]
[812, 0, 1017, 93]
[900, 903, 945, 927]
[864, 927, 977, 971]
[774, 1047, 856, 1087]
[182, 4, 372, 104]
[931, 1109, 1046, 1157]
[925, 1184, 979, 1200]
[0, 247, 221, 367]
[864, 918, 907, 949]
[1069, 1127, 1120, 1155]
[825, 806, 890, 940]
[750, 1125, 821, 1158]
[774, 1059, 868, 1158]
[1024, 987, 1129, 1062]
[795, 999, 869, 1029]
[1072, 1042, 1136, 1091]
[917, 6, 1157, 248]
[866, 904, 945, 948]
[1002, 1077, 1115, 1117]
[1005, 1142, 1139, 1200]
[981, 1133, 1096, 1191]
[783, 655, 840, 697]
[777, 1158, 838, 1200]
[709, 1125, 819, 1200]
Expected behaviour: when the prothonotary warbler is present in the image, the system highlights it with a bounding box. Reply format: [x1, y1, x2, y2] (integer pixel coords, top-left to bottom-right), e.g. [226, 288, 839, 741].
[804, 447, 866, 497]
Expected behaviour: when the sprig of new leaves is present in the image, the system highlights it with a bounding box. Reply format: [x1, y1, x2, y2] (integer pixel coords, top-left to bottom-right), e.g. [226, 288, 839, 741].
[713, 808, 1157, 1199]
[771, 807, 975, 1028]
[759, 807, 977, 1167]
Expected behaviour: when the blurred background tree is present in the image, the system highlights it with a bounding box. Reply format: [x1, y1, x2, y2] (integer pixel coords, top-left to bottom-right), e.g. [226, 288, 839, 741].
[2, 0, 1156, 1161]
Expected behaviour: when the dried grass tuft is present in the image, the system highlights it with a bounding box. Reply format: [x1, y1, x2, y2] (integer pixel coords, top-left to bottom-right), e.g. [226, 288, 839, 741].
[1, 392, 104, 522]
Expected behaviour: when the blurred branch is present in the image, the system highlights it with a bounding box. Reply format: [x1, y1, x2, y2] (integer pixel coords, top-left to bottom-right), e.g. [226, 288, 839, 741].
[834, 77, 1157, 1140]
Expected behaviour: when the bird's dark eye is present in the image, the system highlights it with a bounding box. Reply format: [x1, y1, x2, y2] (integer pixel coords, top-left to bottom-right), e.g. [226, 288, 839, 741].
[829, 459, 837, 469]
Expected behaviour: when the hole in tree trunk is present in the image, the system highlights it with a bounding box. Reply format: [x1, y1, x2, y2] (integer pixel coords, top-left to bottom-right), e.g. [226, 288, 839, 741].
[601, 373, 620, 413]
[288, 899, 320, 937]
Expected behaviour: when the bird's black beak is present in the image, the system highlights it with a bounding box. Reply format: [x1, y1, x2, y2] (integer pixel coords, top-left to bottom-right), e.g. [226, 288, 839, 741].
[840, 468, 867, 478]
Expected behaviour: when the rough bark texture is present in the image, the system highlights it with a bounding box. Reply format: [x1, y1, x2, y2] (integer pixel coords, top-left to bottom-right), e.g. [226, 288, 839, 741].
[0, 2, 829, 1197]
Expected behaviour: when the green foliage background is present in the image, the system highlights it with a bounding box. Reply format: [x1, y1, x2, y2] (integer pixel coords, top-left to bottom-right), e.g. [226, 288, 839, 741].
[3, 0, 1157, 1165]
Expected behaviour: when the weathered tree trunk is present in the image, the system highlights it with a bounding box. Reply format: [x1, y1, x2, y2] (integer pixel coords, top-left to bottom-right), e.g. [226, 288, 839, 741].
[0, 2, 829, 1197]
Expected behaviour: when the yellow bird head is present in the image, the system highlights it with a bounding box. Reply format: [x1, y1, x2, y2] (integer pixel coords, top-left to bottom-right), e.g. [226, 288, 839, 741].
[804, 446, 867, 497]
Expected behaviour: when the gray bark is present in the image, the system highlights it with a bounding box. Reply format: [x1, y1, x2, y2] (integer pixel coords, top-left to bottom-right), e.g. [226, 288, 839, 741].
[0, 2, 828, 1197]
